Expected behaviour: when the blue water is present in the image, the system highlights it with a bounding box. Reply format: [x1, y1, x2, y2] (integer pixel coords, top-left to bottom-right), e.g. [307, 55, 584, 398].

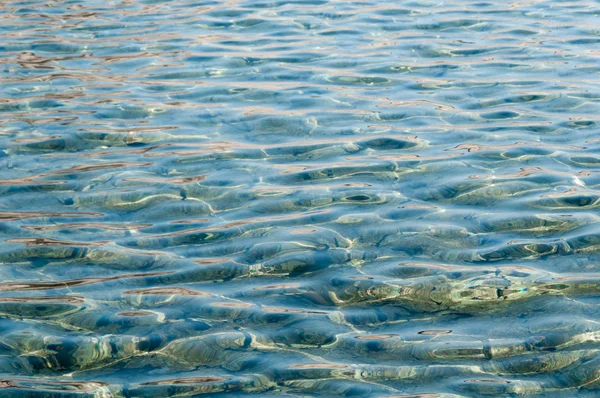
[1, 0, 600, 396]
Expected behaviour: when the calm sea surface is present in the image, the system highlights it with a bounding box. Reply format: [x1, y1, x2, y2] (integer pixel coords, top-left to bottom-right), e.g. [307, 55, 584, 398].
[1, 0, 600, 396]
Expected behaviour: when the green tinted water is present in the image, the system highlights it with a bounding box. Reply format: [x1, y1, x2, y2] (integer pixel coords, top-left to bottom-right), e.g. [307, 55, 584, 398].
[1, 0, 600, 396]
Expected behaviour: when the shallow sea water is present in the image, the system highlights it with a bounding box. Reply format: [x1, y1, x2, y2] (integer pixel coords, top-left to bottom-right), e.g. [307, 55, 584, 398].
[1, 0, 600, 396]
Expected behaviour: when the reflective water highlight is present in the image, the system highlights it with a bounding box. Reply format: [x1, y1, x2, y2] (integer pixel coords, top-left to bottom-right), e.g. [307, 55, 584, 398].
[1, 0, 600, 396]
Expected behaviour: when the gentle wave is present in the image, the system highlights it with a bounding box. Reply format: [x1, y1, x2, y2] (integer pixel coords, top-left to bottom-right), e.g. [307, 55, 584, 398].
[1, 0, 600, 396]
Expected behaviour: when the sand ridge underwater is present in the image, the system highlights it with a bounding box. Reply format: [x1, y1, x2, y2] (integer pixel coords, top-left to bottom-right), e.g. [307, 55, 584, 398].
[1, 0, 600, 396]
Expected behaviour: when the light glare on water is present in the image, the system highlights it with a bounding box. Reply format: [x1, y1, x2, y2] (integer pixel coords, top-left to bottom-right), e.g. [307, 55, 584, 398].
[1, 0, 600, 396]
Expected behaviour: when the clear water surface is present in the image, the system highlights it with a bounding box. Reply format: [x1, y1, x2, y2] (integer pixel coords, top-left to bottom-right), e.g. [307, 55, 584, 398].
[1, 0, 600, 396]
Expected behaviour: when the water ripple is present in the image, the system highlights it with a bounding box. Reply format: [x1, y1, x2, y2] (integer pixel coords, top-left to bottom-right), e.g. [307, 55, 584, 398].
[1, 0, 600, 396]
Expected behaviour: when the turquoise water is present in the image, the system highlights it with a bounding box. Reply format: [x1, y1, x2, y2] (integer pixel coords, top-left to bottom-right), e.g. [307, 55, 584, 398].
[1, 0, 600, 396]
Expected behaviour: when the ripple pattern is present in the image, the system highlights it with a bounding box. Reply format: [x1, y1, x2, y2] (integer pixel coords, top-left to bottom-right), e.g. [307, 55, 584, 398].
[1, 0, 600, 396]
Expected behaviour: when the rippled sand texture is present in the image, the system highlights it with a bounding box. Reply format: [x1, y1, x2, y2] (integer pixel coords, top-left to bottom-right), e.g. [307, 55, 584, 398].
[1, 0, 600, 396]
